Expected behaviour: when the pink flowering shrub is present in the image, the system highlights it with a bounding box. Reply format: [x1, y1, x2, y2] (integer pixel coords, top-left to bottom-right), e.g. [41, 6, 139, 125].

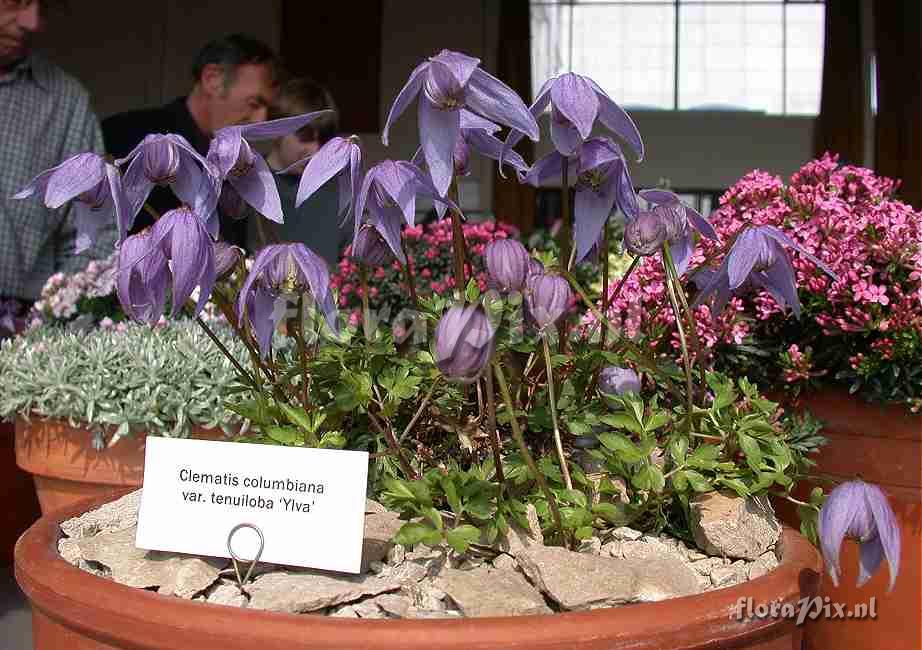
[592, 154, 922, 407]
[331, 218, 519, 322]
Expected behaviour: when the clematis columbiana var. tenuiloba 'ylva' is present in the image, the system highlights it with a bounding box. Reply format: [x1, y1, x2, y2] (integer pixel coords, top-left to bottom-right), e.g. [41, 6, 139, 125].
[819, 480, 901, 592]
[236, 243, 338, 357]
[434, 303, 496, 384]
[638, 189, 718, 276]
[503, 71, 644, 164]
[383, 49, 539, 197]
[693, 225, 838, 319]
[484, 238, 531, 293]
[13, 152, 130, 251]
[523, 137, 639, 263]
[294, 135, 363, 224]
[353, 160, 459, 263]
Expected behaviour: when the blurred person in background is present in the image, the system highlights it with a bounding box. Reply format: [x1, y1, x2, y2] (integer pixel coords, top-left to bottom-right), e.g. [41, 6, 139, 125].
[0, 0, 113, 335]
[102, 33, 280, 246]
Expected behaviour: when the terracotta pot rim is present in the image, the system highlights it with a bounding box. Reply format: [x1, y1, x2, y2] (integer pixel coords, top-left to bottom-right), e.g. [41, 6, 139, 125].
[16, 490, 823, 650]
[14, 413, 229, 438]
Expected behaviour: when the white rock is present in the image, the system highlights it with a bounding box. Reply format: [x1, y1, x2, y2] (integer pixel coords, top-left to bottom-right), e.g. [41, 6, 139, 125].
[690, 492, 780, 560]
[434, 567, 551, 617]
[246, 570, 400, 613]
[60, 490, 142, 539]
[608, 526, 643, 542]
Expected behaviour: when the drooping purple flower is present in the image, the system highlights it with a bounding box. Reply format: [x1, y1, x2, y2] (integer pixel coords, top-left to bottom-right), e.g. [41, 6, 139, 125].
[504, 72, 644, 163]
[214, 241, 244, 280]
[116, 229, 170, 325]
[524, 137, 638, 263]
[353, 160, 458, 263]
[208, 110, 335, 227]
[383, 49, 539, 196]
[351, 224, 394, 267]
[693, 225, 837, 318]
[526, 273, 572, 330]
[117, 134, 219, 232]
[295, 135, 362, 224]
[484, 238, 530, 292]
[819, 480, 900, 592]
[624, 208, 668, 257]
[638, 189, 718, 276]
[13, 152, 130, 250]
[151, 207, 216, 317]
[236, 243, 338, 357]
[433, 303, 495, 383]
[598, 366, 641, 396]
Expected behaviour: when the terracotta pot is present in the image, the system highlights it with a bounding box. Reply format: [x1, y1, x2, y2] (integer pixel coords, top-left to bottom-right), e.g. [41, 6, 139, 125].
[776, 389, 922, 650]
[14, 416, 228, 515]
[16, 491, 821, 650]
[0, 419, 41, 566]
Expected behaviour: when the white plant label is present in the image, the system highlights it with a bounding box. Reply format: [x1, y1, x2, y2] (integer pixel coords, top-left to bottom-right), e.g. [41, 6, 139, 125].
[136, 437, 369, 573]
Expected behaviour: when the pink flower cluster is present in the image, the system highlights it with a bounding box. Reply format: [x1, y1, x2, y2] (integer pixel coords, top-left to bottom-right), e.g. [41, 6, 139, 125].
[330, 218, 519, 319]
[29, 252, 119, 328]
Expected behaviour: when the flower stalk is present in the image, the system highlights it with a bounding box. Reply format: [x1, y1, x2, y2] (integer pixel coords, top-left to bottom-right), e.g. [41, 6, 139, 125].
[358, 264, 373, 341]
[448, 177, 467, 299]
[543, 336, 572, 490]
[483, 369, 506, 488]
[662, 244, 695, 427]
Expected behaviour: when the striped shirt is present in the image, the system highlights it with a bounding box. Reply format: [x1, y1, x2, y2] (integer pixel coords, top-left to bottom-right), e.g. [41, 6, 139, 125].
[0, 53, 114, 302]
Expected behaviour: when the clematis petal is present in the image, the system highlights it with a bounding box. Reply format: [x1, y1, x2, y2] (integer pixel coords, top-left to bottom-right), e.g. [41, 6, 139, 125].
[230, 154, 284, 224]
[550, 73, 599, 140]
[616, 159, 639, 221]
[430, 49, 481, 89]
[465, 129, 529, 174]
[587, 78, 644, 161]
[686, 205, 718, 240]
[375, 161, 420, 226]
[522, 151, 569, 188]
[248, 287, 281, 358]
[818, 481, 863, 588]
[550, 113, 584, 157]
[857, 538, 885, 589]
[72, 204, 102, 254]
[296, 137, 351, 208]
[291, 244, 338, 333]
[639, 189, 678, 205]
[692, 261, 732, 319]
[419, 100, 460, 197]
[669, 233, 695, 277]
[762, 254, 801, 317]
[466, 68, 539, 141]
[352, 171, 376, 237]
[574, 175, 619, 263]
[578, 138, 622, 170]
[459, 108, 501, 133]
[865, 483, 901, 592]
[121, 156, 155, 219]
[727, 229, 762, 290]
[15, 152, 105, 208]
[370, 205, 406, 264]
[383, 61, 429, 146]
[105, 163, 131, 241]
[426, 58, 465, 105]
[238, 110, 335, 141]
[500, 76, 554, 170]
[237, 245, 283, 322]
[206, 130, 244, 177]
[760, 225, 838, 281]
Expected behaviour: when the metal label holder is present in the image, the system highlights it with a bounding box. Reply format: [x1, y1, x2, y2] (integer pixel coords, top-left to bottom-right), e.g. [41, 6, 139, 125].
[226, 522, 265, 594]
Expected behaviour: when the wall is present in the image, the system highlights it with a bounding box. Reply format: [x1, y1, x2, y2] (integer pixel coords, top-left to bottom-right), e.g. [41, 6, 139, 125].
[34, 0, 815, 216]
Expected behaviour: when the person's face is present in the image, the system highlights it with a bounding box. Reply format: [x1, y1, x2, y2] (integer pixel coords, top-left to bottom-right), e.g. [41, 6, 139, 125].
[206, 63, 277, 132]
[274, 132, 321, 174]
[0, 0, 43, 71]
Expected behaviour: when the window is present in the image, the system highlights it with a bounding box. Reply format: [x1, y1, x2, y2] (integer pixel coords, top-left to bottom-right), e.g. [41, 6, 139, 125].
[530, 0, 824, 115]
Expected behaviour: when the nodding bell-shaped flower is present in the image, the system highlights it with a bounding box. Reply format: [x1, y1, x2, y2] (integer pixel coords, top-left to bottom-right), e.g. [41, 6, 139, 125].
[214, 241, 244, 280]
[354, 160, 458, 263]
[151, 207, 216, 317]
[638, 189, 718, 276]
[208, 110, 335, 227]
[693, 225, 837, 319]
[117, 133, 219, 230]
[295, 135, 362, 225]
[383, 49, 539, 196]
[116, 228, 170, 325]
[236, 243, 338, 357]
[525, 272, 572, 331]
[524, 137, 638, 263]
[598, 366, 641, 397]
[819, 480, 901, 592]
[504, 72, 644, 163]
[13, 152, 130, 250]
[484, 238, 531, 293]
[434, 303, 495, 384]
[624, 208, 668, 257]
[350, 224, 394, 267]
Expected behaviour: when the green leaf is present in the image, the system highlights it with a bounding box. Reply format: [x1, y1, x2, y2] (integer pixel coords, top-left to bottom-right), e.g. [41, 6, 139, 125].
[634, 464, 665, 492]
[383, 478, 416, 502]
[280, 402, 313, 431]
[687, 444, 720, 469]
[575, 526, 594, 541]
[737, 432, 763, 472]
[600, 413, 642, 434]
[442, 477, 462, 515]
[598, 432, 644, 463]
[670, 436, 688, 463]
[683, 469, 712, 492]
[264, 425, 302, 445]
[559, 489, 588, 509]
[718, 477, 751, 497]
[422, 506, 444, 531]
[445, 524, 481, 554]
[465, 495, 495, 520]
[643, 411, 671, 432]
[394, 521, 437, 547]
[465, 278, 481, 303]
[592, 501, 628, 525]
[672, 470, 688, 491]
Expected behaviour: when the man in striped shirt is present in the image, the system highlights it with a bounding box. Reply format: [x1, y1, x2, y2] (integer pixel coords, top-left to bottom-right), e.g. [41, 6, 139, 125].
[0, 0, 114, 332]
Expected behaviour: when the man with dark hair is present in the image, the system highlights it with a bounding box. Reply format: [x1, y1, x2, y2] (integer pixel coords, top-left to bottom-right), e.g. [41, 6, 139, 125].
[0, 0, 113, 325]
[102, 33, 280, 244]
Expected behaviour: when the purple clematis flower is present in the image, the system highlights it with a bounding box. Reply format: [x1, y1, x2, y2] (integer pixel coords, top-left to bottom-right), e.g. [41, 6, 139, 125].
[236, 243, 338, 357]
[13, 152, 130, 251]
[819, 480, 901, 592]
[411, 110, 530, 215]
[294, 135, 362, 224]
[354, 160, 459, 263]
[523, 137, 638, 263]
[351, 224, 394, 267]
[526, 272, 573, 331]
[383, 49, 539, 196]
[434, 303, 496, 384]
[208, 110, 335, 227]
[117, 133, 219, 232]
[624, 209, 668, 257]
[504, 72, 644, 164]
[693, 225, 837, 319]
[153, 207, 216, 317]
[598, 366, 641, 397]
[484, 238, 531, 293]
[116, 228, 170, 325]
[638, 189, 718, 276]
[214, 241, 244, 280]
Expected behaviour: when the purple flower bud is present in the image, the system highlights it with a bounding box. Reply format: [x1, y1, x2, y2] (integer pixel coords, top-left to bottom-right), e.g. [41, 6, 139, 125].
[116, 229, 170, 325]
[598, 366, 641, 396]
[214, 241, 243, 280]
[485, 239, 530, 292]
[526, 273, 572, 330]
[820, 480, 901, 592]
[351, 224, 394, 266]
[434, 303, 495, 383]
[624, 209, 667, 257]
